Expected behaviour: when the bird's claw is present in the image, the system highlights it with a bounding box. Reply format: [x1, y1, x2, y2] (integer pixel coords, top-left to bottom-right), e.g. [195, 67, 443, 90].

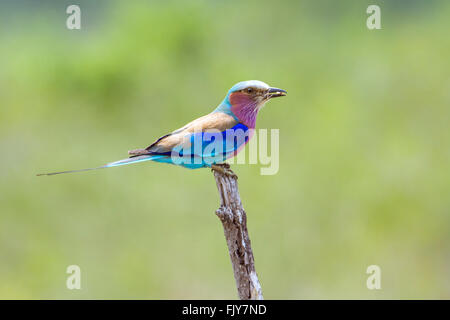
[211, 163, 238, 179]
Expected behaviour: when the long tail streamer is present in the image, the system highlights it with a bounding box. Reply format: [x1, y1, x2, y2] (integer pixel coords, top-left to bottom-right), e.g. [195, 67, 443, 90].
[36, 155, 164, 176]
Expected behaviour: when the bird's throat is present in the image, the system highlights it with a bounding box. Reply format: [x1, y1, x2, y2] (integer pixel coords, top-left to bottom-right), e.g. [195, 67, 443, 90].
[229, 92, 260, 128]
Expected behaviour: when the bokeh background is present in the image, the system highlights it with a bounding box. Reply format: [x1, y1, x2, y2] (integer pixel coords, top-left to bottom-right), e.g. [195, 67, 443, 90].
[1, 0, 449, 299]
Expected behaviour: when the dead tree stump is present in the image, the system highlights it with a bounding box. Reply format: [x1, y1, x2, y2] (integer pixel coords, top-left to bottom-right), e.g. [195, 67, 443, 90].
[212, 163, 263, 300]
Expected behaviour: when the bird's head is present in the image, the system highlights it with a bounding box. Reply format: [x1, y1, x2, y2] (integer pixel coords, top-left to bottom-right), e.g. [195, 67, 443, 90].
[216, 80, 287, 128]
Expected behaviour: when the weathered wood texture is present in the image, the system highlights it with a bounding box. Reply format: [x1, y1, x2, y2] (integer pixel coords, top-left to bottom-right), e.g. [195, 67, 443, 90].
[212, 164, 263, 300]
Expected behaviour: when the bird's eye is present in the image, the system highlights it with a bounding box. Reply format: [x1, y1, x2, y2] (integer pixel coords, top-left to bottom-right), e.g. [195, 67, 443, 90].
[246, 88, 253, 93]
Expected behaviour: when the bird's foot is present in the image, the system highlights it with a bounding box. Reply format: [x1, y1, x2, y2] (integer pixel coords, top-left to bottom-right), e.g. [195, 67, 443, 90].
[211, 163, 238, 180]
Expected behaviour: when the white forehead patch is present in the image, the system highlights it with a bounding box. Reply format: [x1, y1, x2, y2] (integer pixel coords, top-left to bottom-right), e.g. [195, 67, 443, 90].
[229, 80, 270, 92]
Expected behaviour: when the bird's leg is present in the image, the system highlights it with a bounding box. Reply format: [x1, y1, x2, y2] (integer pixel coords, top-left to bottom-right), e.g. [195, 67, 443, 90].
[211, 163, 238, 179]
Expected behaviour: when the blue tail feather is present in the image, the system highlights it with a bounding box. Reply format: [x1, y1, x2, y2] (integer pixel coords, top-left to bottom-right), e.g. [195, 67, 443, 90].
[104, 155, 166, 167]
[37, 154, 166, 176]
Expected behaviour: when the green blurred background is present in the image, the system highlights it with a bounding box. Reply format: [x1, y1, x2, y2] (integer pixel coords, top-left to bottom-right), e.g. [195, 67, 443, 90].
[1, 0, 449, 299]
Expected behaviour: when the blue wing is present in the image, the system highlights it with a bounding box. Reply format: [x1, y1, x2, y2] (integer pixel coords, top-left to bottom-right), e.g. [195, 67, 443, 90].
[168, 123, 250, 169]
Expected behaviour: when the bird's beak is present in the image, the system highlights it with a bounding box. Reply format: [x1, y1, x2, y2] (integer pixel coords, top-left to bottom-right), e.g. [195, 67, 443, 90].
[267, 87, 287, 99]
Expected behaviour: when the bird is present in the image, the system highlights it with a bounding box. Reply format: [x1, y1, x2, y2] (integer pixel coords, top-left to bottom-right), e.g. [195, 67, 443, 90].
[37, 80, 287, 177]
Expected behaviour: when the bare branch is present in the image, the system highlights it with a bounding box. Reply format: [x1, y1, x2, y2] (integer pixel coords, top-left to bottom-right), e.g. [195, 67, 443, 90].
[212, 163, 263, 300]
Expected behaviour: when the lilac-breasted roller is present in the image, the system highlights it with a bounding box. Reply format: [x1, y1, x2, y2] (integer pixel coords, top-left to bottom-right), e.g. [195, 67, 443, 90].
[37, 80, 287, 176]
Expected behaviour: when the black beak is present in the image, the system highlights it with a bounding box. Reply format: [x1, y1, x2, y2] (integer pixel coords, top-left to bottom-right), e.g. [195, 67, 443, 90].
[267, 87, 287, 98]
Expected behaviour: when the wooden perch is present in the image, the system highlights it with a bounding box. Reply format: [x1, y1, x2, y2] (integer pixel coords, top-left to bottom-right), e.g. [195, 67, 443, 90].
[212, 163, 263, 300]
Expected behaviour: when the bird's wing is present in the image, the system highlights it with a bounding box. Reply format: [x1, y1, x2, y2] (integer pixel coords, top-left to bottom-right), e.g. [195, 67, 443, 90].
[129, 112, 238, 156]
